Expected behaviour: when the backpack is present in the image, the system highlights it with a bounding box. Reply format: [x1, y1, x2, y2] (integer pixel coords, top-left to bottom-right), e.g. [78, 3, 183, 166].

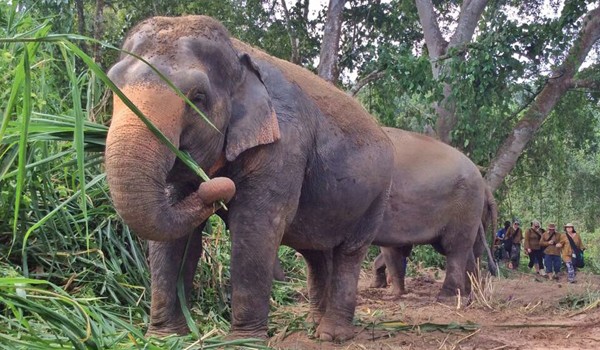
[565, 234, 585, 268]
[503, 228, 518, 253]
[496, 228, 506, 240]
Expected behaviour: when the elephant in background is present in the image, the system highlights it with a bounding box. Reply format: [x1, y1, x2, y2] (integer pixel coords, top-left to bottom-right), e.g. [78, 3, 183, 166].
[369, 128, 497, 298]
[105, 16, 393, 342]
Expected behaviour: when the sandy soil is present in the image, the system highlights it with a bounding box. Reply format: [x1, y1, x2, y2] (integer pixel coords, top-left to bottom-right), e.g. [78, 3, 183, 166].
[268, 268, 600, 350]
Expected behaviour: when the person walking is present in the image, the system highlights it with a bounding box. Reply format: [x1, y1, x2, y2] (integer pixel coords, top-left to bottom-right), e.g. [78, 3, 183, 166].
[525, 220, 545, 275]
[540, 223, 562, 280]
[557, 223, 585, 283]
[504, 220, 523, 270]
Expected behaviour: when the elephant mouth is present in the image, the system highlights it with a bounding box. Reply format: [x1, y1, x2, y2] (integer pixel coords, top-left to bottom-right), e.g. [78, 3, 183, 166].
[165, 157, 201, 205]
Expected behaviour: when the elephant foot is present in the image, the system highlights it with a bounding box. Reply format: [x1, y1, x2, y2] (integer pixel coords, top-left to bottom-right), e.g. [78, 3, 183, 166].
[226, 330, 268, 341]
[436, 290, 470, 308]
[314, 317, 355, 343]
[305, 309, 324, 325]
[146, 324, 190, 338]
[369, 275, 388, 289]
[390, 286, 407, 298]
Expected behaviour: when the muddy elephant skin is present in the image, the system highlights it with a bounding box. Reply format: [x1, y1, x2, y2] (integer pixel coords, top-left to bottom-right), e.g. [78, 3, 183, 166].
[105, 16, 394, 342]
[370, 128, 497, 298]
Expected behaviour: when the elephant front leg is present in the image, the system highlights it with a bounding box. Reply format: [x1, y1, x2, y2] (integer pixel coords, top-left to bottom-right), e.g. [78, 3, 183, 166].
[229, 217, 284, 339]
[314, 245, 368, 342]
[146, 228, 203, 336]
[382, 245, 412, 297]
[298, 249, 332, 325]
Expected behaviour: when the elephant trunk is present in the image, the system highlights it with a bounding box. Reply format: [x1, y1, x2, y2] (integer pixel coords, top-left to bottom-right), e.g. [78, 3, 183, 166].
[105, 85, 235, 241]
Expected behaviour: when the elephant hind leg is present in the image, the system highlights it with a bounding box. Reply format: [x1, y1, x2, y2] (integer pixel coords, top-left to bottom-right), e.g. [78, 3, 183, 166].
[437, 249, 471, 304]
[315, 190, 390, 342]
[299, 249, 332, 325]
[382, 245, 412, 297]
[314, 245, 368, 342]
[369, 250, 388, 289]
[464, 250, 479, 295]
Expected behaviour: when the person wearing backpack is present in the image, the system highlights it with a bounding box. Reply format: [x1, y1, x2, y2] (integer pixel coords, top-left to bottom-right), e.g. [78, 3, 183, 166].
[540, 223, 562, 280]
[556, 223, 585, 283]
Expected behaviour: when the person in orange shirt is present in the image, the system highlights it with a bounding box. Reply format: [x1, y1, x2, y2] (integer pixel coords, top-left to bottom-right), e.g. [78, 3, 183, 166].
[556, 223, 585, 283]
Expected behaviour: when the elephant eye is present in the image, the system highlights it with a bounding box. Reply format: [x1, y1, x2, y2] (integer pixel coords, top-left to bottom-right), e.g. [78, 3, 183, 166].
[189, 88, 207, 104]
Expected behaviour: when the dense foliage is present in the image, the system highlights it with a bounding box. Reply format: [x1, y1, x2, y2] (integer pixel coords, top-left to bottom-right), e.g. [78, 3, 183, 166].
[1, 1, 599, 348]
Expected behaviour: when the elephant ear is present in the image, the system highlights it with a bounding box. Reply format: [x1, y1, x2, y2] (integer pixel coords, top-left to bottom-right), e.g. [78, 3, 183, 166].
[226, 54, 280, 162]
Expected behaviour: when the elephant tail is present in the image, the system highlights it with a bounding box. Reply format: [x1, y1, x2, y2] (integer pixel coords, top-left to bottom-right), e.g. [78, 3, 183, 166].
[479, 186, 498, 276]
[478, 222, 498, 276]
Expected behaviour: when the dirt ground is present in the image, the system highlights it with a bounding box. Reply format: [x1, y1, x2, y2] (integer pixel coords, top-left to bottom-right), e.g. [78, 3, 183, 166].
[268, 268, 600, 350]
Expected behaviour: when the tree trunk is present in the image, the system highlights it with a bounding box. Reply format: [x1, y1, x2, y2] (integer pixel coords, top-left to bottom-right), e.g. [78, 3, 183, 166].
[318, 0, 345, 83]
[93, 0, 105, 64]
[415, 0, 488, 143]
[279, 0, 301, 64]
[74, 0, 88, 55]
[75, 0, 85, 36]
[484, 6, 600, 192]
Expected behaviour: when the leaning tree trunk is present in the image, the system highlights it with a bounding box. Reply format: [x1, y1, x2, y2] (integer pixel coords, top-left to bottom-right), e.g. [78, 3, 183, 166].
[318, 0, 345, 83]
[485, 6, 600, 192]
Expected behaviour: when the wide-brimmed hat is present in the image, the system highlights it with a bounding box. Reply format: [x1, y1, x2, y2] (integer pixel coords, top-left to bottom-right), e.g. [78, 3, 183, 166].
[547, 223, 556, 229]
[532, 220, 540, 227]
[564, 223, 575, 228]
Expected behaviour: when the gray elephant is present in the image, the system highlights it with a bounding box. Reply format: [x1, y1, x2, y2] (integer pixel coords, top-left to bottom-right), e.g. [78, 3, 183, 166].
[369, 128, 497, 298]
[105, 16, 393, 342]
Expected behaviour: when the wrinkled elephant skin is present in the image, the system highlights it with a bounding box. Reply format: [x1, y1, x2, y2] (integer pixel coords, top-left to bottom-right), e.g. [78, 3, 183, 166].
[105, 16, 394, 342]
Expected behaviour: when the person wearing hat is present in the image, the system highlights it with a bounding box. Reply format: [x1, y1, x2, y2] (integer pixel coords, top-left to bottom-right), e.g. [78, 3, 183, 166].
[556, 223, 585, 283]
[540, 223, 562, 280]
[525, 220, 545, 275]
[504, 220, 523, 269]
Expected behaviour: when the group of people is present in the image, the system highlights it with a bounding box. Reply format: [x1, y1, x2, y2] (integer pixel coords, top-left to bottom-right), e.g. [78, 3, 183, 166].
[494, 220, 586, 283]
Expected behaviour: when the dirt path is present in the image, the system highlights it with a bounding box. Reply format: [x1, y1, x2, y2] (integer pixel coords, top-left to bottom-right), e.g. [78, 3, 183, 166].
[269, 269, 600, 349]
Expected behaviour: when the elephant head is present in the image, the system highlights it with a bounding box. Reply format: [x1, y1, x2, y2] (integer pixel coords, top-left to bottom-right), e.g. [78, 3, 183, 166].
[105, 16, 280, 241]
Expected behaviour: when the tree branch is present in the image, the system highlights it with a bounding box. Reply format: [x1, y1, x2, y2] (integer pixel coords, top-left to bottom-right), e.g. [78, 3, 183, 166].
[279, 0, 301, 64]
[568, 78, 600, 90]
[348, 69, 386, 96]
[485, 6, 600, 192]
[415, 0, 447, 63]
[448, 0, 489, 49]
